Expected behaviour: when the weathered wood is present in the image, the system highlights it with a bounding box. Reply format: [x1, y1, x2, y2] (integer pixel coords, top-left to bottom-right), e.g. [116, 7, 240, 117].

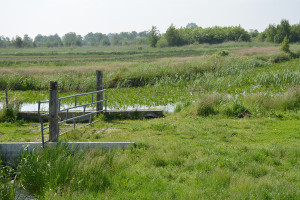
[5, 89, 8, 108]
[49, 81, 59, 142]
[96, 70, 103, 113]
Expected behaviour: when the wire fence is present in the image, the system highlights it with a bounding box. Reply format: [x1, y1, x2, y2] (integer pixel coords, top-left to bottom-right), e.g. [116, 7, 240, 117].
[38, 89, 107, 147]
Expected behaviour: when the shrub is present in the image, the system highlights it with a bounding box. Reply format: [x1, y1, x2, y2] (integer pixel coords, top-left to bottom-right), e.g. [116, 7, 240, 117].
[223, 101, 247, 117]
[0, 103, 20, 122]
[156, 37, 168, 48]
[174, 101, 191, 113]
[216, 50, 229, 57]
[269, 52, 290, 63]
[193, 94, 225, 116]
[280, 36, 290, 53]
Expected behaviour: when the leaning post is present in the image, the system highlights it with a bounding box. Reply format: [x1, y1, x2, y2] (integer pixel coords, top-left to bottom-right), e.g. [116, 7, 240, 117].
[49, 81, 59, 142]
[96, 70, 103, 114]
[5, 89, 8, 109]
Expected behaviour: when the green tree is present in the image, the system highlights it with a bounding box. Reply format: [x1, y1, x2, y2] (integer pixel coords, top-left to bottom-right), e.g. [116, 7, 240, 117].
[0, 36, 10, 47]
[249, 29, 259, 38]
[101, 37, 111, 46]
[13, 36, 23, 48]
[62, 32, 82, 46]
[111, 34, 120, 45]
[290, 23, 300, 42]
[165, 24, 182, 46]
[264, 24, 277, 42]
[23, 34, 33, 47]
[280, 36, 290, 53]
[275, 19, 291, 43]
[147, 26, 160, 47]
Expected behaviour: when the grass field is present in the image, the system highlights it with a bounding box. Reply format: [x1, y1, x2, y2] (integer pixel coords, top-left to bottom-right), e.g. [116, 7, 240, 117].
[0, 42, 300, 199]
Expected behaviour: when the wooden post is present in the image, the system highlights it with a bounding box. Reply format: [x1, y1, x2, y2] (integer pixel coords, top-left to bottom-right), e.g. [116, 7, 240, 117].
[96, 70, 103, 113]
[5, 89, 8, 109]
[49, 81, 59, 142]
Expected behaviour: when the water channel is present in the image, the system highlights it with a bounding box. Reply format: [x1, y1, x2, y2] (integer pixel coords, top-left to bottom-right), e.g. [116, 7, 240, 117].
[0, 102, 177, 113]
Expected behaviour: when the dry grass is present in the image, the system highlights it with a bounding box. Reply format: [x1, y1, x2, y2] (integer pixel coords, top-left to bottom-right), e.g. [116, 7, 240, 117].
[0, 62, 136, 75]
[232, 47, 279, 56]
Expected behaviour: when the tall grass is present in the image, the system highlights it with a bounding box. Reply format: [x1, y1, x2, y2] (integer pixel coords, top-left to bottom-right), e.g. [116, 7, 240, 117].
[184, 87, 300, 117]
[5, 123, 300, 199]
[1, 56, 298, 93]
[0, 159, 18, 200]
[18, 144, 118, 197]
[0, 103, 20, 122]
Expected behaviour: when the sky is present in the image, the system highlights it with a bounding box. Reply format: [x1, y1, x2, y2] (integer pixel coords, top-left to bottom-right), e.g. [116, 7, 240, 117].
[1, 0, 299, 38]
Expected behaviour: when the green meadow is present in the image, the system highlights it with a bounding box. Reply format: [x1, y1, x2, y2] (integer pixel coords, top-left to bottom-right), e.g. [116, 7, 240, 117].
[0, 42, 300, 199]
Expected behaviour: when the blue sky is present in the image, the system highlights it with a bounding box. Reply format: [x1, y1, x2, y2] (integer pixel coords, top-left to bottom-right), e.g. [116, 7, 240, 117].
[1, 0, 299, 38]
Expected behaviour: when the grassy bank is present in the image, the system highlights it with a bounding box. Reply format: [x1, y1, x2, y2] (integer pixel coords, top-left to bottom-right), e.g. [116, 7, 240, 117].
[0, 113, 299, 199]
[0, 58, 299, 110]
[1, 42, 298, 91]
[0, 43, 299, 199]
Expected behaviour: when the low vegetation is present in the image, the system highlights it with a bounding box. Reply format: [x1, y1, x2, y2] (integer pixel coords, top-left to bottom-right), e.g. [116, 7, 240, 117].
[0, 113, 299, 199]
[0, 41, 299, 199]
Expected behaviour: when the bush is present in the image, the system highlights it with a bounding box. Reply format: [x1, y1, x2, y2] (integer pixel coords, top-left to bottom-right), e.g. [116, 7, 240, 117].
[174, 101, 191, 113]
[280, 36, 290, 53]
[216, 50, 229, 57]
[156, 37, 168, 48]
[223, 101, 247, 117]
[269, 53, 290, 63]
[0, 104, 20, 122]
[193, 94, 224, 116]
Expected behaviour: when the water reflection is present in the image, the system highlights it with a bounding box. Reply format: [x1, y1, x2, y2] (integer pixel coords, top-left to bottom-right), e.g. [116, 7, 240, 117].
[0, 102, 176, 113]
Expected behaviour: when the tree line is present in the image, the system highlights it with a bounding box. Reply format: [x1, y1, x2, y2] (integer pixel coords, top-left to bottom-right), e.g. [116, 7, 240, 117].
[257, 19, 300, 43]
[0, 20, 299, 48]
[149, 24, 251, 47]
[0, 31, 148, 48]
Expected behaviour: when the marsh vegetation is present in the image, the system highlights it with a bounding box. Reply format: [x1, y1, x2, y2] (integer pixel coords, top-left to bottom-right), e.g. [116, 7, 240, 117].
[0, 41, 299, 199]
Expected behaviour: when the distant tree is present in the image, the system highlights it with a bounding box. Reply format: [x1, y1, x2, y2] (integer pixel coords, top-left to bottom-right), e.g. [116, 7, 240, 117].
[84, 32, 96, 46]
[156, 36, 168, 48]
[274, 19, 291, 43]
[264, 24, 277, 42]
[34, 34, 43, 43]
[94, 33, 104, 45]
[138, 31, 148, 37]
[259, 19, 298, 43]
[290, 23, 300, 42]
[257, 32, 266, 42]
[0, 36, 10, 47]
[75, 35, 83, 46]
[165, 24, 182, 46]
[249, 29, 259, 38]
[186, 23, 198, 29]
[62, 32, 82, 46]
[147, 26, 160, 47]
[112, 34, 120, 45]
[13, 36, 23, 48]
[101, 37, 111, 46]
[23, 34, 33, 47]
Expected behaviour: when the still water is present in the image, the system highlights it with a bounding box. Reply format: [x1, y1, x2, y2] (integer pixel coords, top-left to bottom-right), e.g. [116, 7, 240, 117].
[0, 102, 176, 113]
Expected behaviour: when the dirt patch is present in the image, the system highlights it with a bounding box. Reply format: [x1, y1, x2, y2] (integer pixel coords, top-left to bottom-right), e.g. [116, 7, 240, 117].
[232, 47, 279, 55]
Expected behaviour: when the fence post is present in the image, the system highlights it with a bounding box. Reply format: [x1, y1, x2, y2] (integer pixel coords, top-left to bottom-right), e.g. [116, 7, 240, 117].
[96, 70, 103, 113]
[49, 81, 59, 142]
[5, 89, 8, 109]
